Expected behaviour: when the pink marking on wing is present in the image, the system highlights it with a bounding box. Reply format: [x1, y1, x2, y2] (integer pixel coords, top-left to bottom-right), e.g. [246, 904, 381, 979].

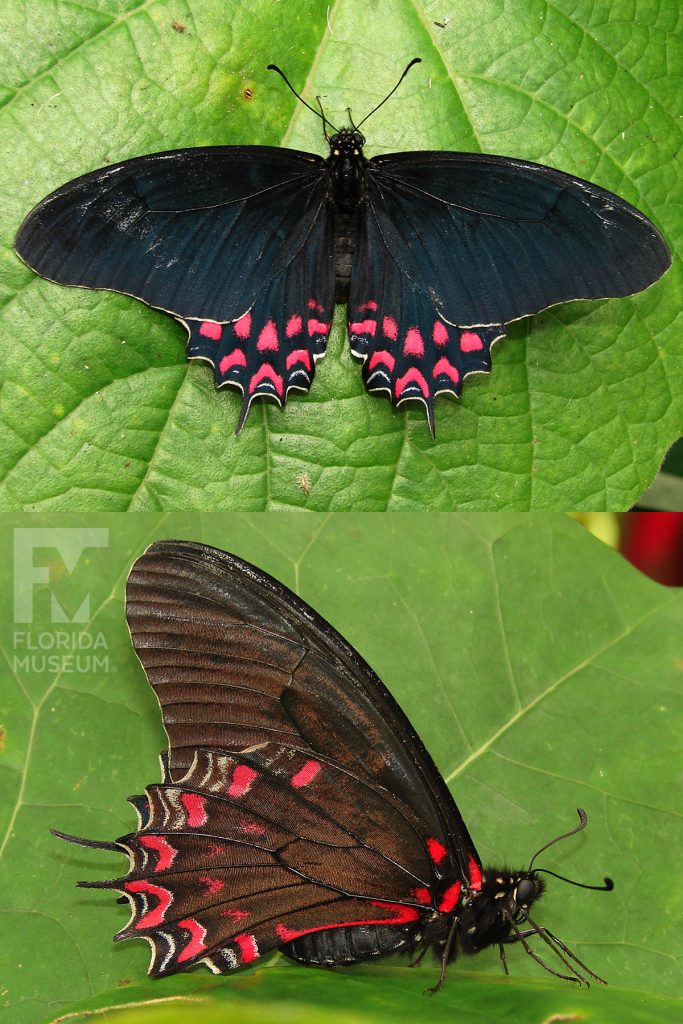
[228, 764, 259, 798]
[207, 843, 226, 857]
[433, 321, 449, 347]
[426, 837, 448, 865]
[257, 320, 278, 351]
[368, 350, 396, 372]
[219, 349, 247, 374]
[239, 820, 266, 836]
[403, 327, 424, 357]
[468, 854, 483, 891]
[235, 932, 260, 963]
[249, 364, 284, 396]
[139, 835, 177, 873]
[412, 887, 431, 905]
[308, 318, 330, 336]
[181, 792, 207, 828]
[307, 298, 324, 312]
[291, 759, 321, 788]
[199, 875, 224, 895]
[395, 367, 429, 399]
[274, 902, 420, 944]
[199, 321, 222, 341]
[233, 312, 252, 339]
[433, 357, 460, 384]
[438, 881, 461, 913]
[286, 349, 312, 371]
[125, 880, 173, 929]
[460, 331, 484, 352]
[221, 908, 250, 922]
[349, 318, 377, 336]
[286, 314, 303, 338]
[177, 917, 207, 962]
[357, 300, 378, 312]
[382, 316, 398, 340]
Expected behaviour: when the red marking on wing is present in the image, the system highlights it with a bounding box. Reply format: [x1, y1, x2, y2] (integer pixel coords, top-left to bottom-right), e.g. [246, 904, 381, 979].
[382, 316, 398, 340]
[308, 319, 330, 336]
[177, 917, 207, 962]
[403, 327, 424, 357]
[468, 854, 483, 891]
[438, 881, 461, 913]
[234, 932, 260, 963]
[369, 350, 396, 372]
[426, 837, 448, 865]
[433, 357, 460, 384]
[349, 319, 377, 335]
[307, 299, 324, 312]
[199, 875, 224, 895]
[181, 792, 207, 828]
[433, 321, 448, 347]
[221, 908, 250, 922]
[460, 331, 484, 352]
[233, 312, 252, 339]
[412, 887, 431, 905]
[207, 843, 226, 857]
[395, 368, 429, 399]
[286, 349, 312, 371]
[125, 880, 173, 929]
[257, 320, 279, 352]
[286, 314, 303, 338]
[239, 819, 266, 836]
[248, 364, 284, 396]
[228, 765, 259, 798]
[139, 835, 177, 873]
[219, 349, 247, 373]
[290, 759, 321, 788]
[357, 300, 378, 312]
[199, 321, 222, 340]
[275, 901, 421, 944]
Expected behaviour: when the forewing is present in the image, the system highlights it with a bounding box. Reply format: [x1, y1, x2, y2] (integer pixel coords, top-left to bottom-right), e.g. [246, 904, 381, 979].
[348, 151, 670, 428]
[126, 540, 478, 879]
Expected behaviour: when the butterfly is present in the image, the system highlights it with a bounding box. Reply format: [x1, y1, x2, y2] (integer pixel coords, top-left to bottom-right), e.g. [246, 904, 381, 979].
[15, 60, 670, 435]
[54, 539, 612, 989]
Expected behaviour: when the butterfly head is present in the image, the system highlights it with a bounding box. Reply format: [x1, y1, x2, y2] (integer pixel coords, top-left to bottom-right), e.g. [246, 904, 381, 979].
[329, 129, 366, 157]
[455, 869, 545, 955]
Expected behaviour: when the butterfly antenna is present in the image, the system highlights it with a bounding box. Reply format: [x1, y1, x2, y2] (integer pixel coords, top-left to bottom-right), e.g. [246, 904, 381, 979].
[355, 57, 422, 129]
[527, 808, 588, 872]
[267, 64, 338, 134]
[528, 808, 614, 892]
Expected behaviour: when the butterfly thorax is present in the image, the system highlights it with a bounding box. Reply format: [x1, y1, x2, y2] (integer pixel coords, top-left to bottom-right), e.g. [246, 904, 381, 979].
[451, 868, 544, 958]
[327, 129, 368, 211]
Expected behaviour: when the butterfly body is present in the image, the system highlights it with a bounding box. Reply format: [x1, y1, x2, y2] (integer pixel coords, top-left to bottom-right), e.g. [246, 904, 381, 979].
[54, 541, 608, 988]
[15, 64, 670, 434]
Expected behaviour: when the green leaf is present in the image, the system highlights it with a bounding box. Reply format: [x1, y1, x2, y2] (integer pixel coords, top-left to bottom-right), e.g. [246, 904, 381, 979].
[0, 512, 681, 1023]
[1, 2, 680, 510]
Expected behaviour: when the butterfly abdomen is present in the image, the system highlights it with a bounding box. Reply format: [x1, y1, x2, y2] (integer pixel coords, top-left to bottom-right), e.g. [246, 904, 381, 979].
[280, 923, 415, 967]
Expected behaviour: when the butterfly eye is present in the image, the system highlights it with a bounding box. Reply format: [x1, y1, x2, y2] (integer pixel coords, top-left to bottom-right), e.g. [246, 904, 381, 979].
[515, 878, 536, 906]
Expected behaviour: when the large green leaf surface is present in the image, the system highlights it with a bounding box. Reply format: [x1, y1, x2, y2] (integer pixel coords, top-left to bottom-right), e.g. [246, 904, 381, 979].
[1, 1, 681, 510]
[0, 513, 681, 1022]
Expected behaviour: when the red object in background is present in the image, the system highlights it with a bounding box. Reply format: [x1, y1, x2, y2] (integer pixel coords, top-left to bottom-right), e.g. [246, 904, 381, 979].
[621, 512, 683, 586]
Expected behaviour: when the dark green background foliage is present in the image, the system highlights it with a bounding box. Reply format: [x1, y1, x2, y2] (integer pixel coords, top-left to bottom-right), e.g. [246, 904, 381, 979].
[1, 1, 681, 510]
[0, 512, 681, 1021]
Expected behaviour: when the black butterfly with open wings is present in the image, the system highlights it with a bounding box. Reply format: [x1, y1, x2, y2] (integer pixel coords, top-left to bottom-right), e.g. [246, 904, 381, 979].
[15, 60, 670, 434]
[54, 540, 612, 989]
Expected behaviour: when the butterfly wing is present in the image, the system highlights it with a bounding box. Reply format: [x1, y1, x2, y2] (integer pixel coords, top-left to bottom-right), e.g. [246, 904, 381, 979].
[15, 147, 335, 428]
[349, 151, 670, 429]
[111, 539, 480, 973]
